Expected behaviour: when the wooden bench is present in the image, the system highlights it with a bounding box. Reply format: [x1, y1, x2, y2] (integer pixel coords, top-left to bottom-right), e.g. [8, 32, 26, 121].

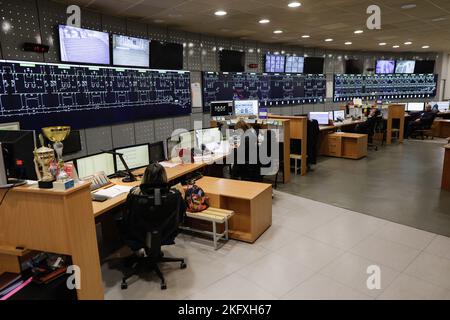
[181, 208, 234, 250]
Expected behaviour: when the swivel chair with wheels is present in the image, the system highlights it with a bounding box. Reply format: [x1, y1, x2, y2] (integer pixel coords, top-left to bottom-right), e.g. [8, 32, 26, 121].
[118, 185, 187, 290]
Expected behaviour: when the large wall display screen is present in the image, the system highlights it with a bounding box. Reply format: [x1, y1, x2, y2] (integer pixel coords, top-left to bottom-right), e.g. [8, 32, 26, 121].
[202, 72, 326, 111]
[0, 60, 191, 129]
[333, 73, 438, 102]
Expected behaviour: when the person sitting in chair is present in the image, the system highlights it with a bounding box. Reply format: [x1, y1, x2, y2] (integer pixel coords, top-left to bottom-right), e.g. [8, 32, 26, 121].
[354, 107, 380, 134]
[405, 104, 436, 139]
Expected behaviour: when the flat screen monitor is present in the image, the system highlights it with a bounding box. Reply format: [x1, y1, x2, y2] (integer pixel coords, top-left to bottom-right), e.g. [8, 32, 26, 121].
[75, 153, 115, 179]
[0, 130, 36, 180]
[376, 60, 395, 74]
[304, 57, 324, 74]
[345, 59, 364, 74]
[265, 54, 286, 73]
[59, 25, 110, 65]
[149, 141, 166, 163]
[407, 102, 425, 112]
[285, 56, 304, 73]
[234, 100, 259, 117]
[414, 60, 435, 74]
[431, 101, 449, 111]
[220, 50, 245, 72]
[179, 131, 196, 149]
[112, 34, 150, 68]
[309, 112, 329, 125]
[210, 101, 234, 117]
[396, 60, 416, 74]
[0, 122, 20, 131]
[150, 41, 184, 70]
[196, 128, 222, 150]
[333, 110, 346, 121]
[115, 144, 150, 171]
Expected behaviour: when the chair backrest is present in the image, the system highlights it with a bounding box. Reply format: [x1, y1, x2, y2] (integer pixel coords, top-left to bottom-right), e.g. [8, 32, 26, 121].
[123, 186, 181, 250]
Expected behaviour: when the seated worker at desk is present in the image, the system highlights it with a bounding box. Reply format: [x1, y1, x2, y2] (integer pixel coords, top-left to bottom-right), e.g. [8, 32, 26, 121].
[353, 107, 381, 134]
[230, 120, 261, 182]
[405, 104, 436, 139]
[126, 162, 187, 249]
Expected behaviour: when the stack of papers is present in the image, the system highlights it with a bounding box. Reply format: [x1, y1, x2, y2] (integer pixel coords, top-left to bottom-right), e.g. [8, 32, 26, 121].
[160, 161, 180, 169]
[93, 185, 133, 199]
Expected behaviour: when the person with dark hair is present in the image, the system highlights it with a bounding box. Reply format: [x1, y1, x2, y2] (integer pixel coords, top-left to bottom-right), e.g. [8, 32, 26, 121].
[353, 107, 381, 134]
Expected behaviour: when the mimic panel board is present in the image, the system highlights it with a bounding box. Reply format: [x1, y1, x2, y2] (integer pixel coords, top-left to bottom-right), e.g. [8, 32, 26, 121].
[202, 72, 326, 111]
[333, 74, 438, 102]
[0, 60, 191, 129]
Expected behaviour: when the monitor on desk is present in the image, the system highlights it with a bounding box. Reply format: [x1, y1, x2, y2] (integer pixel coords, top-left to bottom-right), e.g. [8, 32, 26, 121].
[149, 141, 166, 163]
[114, 144, 150, 171]
[407, 102, 425, 112]
[309, 112, 330, 125]
[210, 101, 234, 117]
[75, 152, 115, 179]
[234, 100, 259, 117]
[431, 101, 449, 111]
[333, 110, 346, 121]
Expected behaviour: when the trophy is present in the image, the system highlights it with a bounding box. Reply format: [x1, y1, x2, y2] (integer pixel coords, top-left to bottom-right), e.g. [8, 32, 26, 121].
[42, 126, 71, 181]
[34, 134, 56, 189]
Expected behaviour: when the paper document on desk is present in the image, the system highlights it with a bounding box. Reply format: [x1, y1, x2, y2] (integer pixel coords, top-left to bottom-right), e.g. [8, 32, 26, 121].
[93, 185, 133, 199]
[160, 161, 180, 168]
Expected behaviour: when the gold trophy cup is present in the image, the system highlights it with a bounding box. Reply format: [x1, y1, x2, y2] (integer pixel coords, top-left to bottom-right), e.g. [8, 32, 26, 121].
[42, 126, 71, 181]
[34, 134, 56, 189]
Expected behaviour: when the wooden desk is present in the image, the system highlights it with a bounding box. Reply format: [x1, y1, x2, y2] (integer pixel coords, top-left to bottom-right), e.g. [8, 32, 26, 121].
[434, 120, 450, 138]
[321, 133, 368, 159]
[195, 177, 272, 243]
[386, 104, 406, 144]
[0, 183, 103, 300]
[319, 120, 365, 132]
[442, 145, 450, 191]
[268, 115, 308, 176]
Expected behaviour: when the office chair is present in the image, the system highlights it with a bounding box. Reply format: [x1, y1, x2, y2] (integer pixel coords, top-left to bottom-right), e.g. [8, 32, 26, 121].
[231, 134, 262, 182]
[117, 185, 186, 290]
[260, 129, 283, 189]
[411, 115, 437, 140]
[367, 116, 380, 151]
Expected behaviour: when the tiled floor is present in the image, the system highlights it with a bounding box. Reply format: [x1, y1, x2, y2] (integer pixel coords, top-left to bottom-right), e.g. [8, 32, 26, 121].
[103, 190, 450, 300]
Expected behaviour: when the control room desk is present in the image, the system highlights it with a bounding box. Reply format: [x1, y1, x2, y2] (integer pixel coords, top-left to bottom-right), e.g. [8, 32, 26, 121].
[434, 120, 450, 139]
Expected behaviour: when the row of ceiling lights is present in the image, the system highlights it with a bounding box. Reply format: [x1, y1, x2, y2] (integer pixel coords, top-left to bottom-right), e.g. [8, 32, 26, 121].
[214, 2, 432, 50]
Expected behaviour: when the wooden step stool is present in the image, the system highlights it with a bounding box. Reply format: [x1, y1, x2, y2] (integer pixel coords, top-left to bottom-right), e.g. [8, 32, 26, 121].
[181, 208, 234, 250]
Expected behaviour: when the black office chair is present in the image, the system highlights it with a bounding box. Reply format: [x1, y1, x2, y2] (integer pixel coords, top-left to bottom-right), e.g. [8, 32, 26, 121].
[117, 185, 186, 290]
[260, 129, 283, 188]
[410, 114, 437, 140]
[367, 116, 380, 151]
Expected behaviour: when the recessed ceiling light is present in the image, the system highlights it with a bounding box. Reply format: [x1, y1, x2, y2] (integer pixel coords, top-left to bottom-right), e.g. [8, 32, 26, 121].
[259, 19, 270, 24]
[422, 45, 430, 49]
[273, 30, 283, 34]
[214, 10, 227, 16]
[345, 41, 352, 45]
[379, 42, 387, 46]
[288, 2, 302, 8]
[393, 45, 400, 48]
[324, 38, 333, 42]
[404, 41, 412, 45]
[354, 30, 364, 34]
[401, 4, 417, 9]
[301, 35, 310, 38]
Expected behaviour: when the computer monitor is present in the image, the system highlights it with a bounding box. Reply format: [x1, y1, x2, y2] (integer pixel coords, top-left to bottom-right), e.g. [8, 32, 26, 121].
[0, 130, 36, 180]
[75, 153, 115, 179]
[265, 54, 286, 73]
[396, 60, 416, 74]
[179, 131, 197, 149]
[196, 128, 222, 151]
[149, 141, 166, 163]
[234, 100, 259, 117]
[210, 101, 234, 117]
[333, 110, 346, 121]
[112, 34, 150, 68]
[431, 101, 449, 111]
[376, 60, 395, 74]
[407, 103, 425, 112]
[309, 112, 330, 125]
[114, 144, 150, 171]
[285, 56, 304, 73]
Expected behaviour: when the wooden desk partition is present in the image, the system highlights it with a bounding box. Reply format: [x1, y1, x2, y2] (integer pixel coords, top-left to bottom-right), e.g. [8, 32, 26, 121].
[434, 120, 450, 138]
[387, 104, 406, 145]
[442, 145, 450, 191]
[0, 183, 104, 300]
[268, 115, 308, 176]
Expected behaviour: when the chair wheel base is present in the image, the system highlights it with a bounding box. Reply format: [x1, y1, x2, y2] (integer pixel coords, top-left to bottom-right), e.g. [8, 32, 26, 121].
[180, 262, 187, 269]
[161, 283, 167, 290]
